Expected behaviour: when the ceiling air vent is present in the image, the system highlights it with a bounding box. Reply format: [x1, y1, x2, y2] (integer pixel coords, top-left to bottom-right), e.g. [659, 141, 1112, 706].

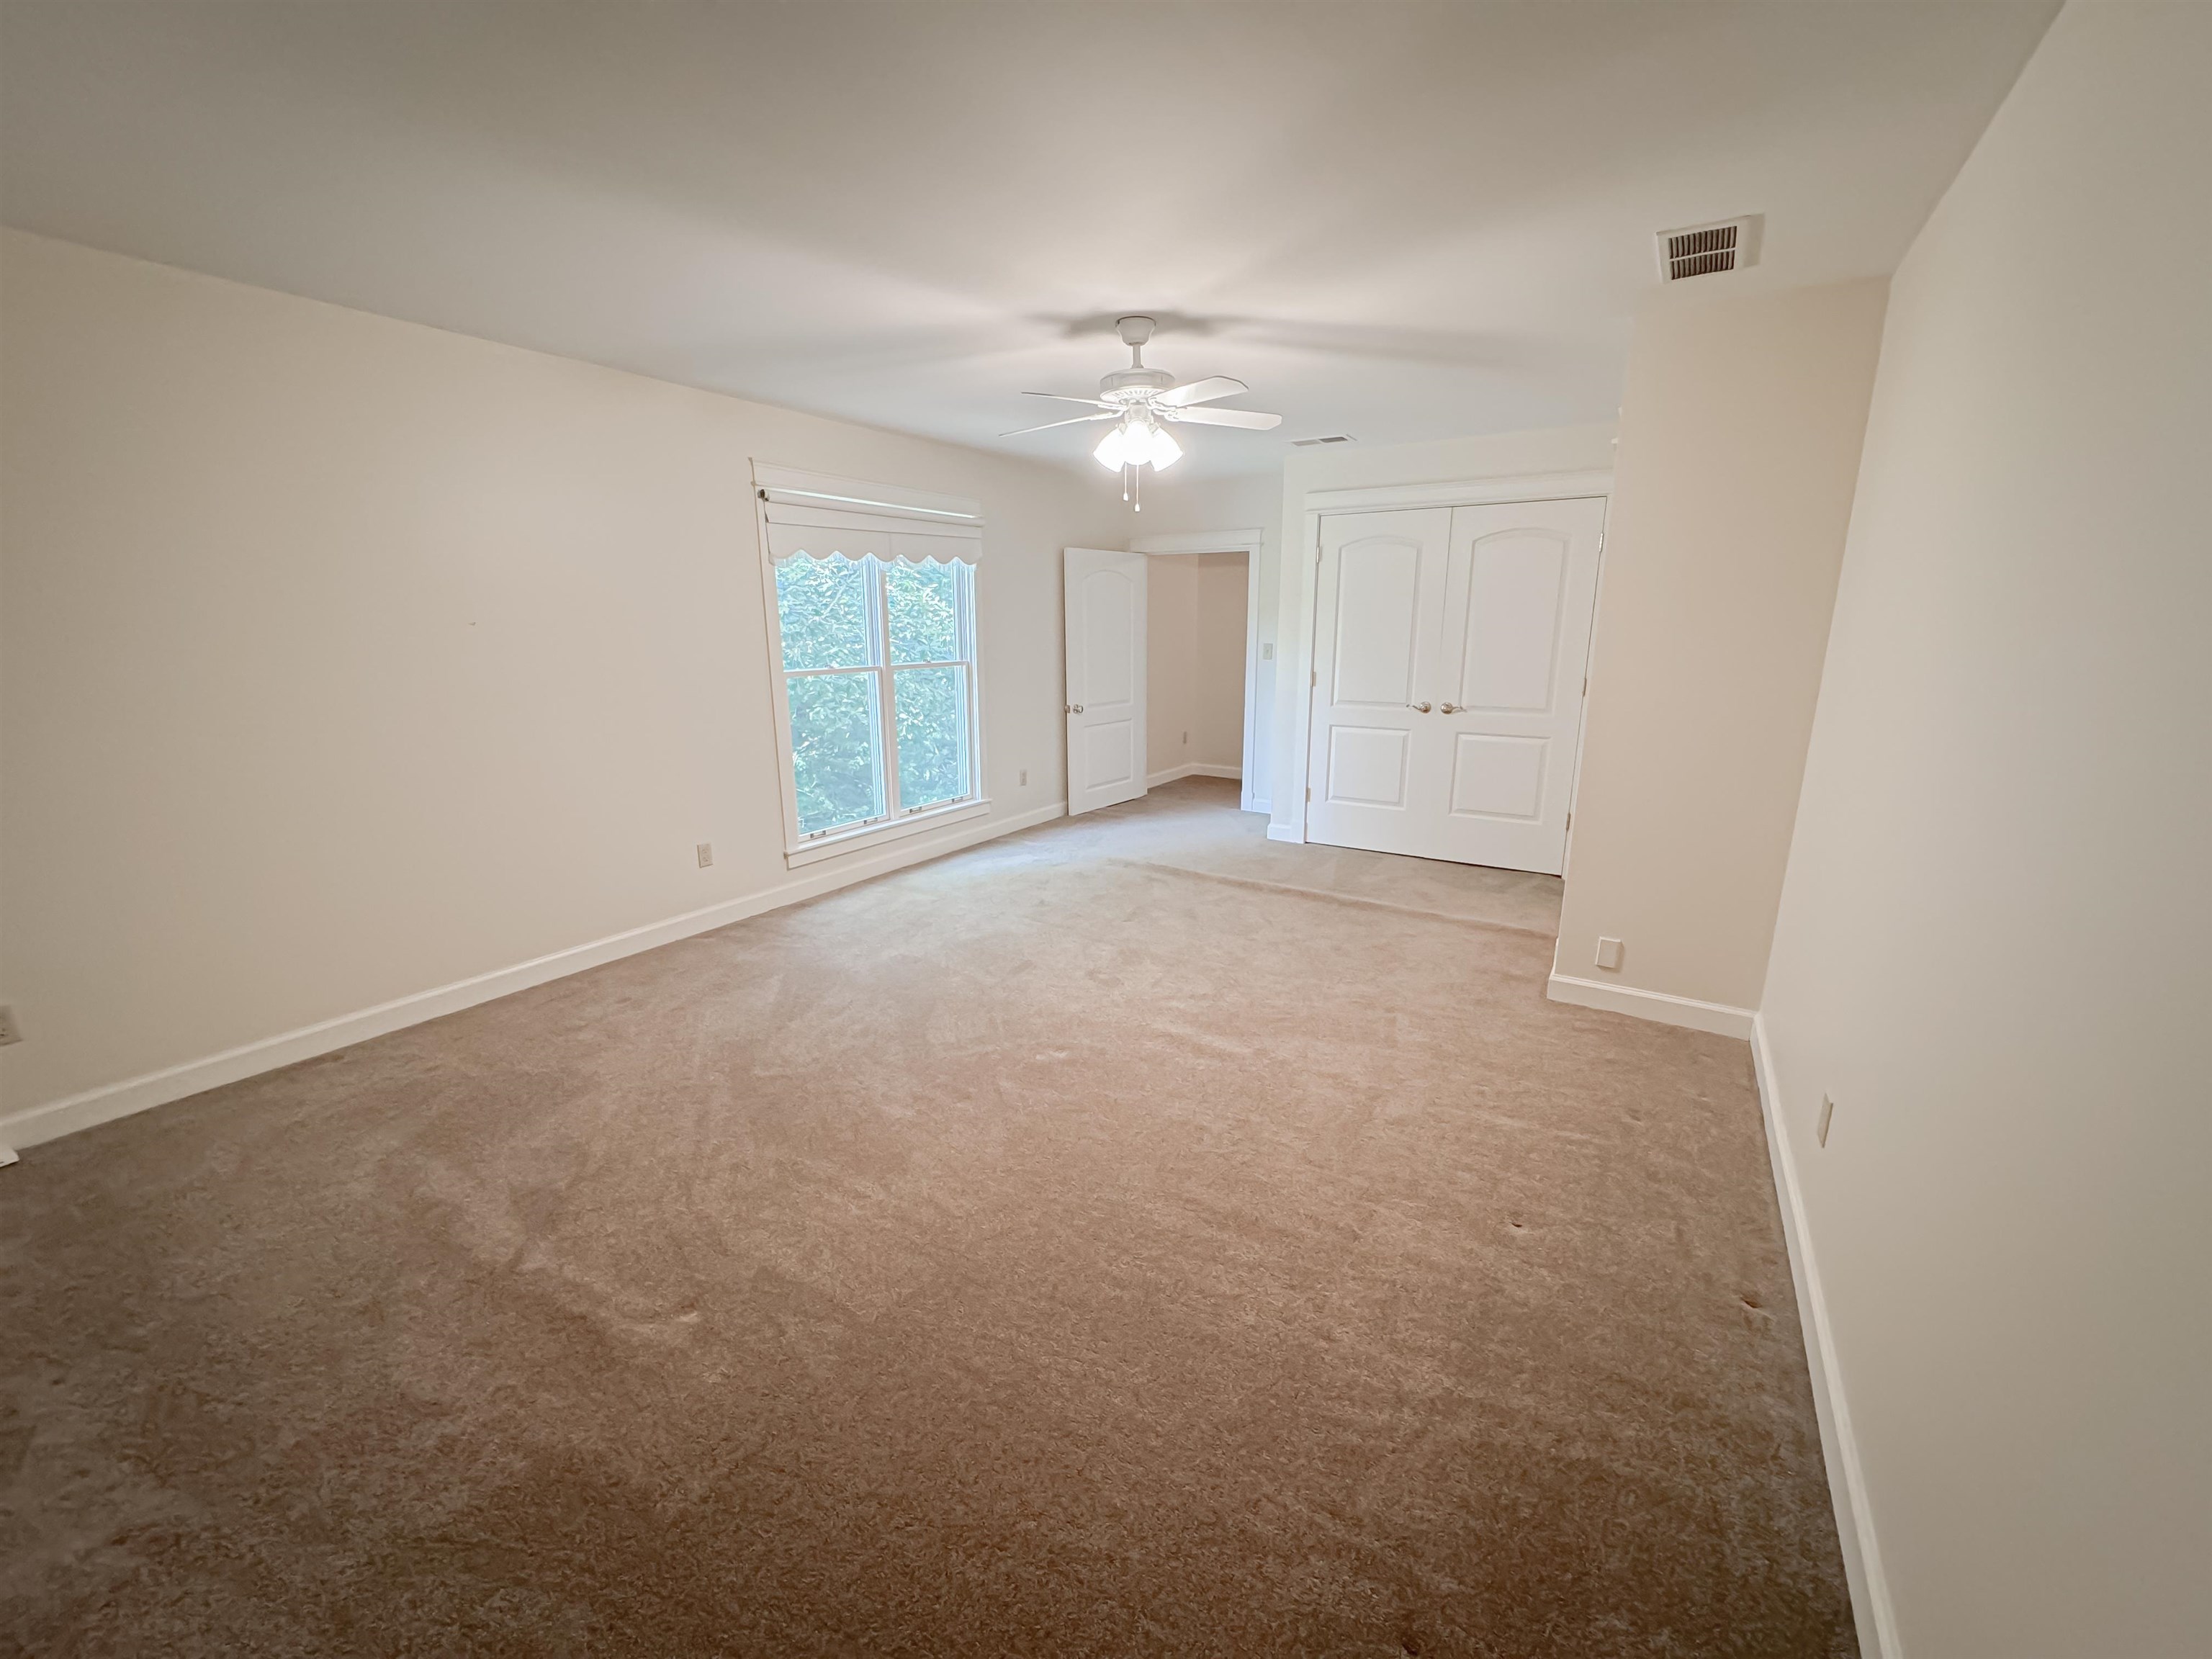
[1291, 433, 1356, 447]
[1655, 215, 1762, 282]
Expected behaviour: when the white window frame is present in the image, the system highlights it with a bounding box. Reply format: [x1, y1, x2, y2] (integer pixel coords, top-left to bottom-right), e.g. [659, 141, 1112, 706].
[753, 464, 989, 868]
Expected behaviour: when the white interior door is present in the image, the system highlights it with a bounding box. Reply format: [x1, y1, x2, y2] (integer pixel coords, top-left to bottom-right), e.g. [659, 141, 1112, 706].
[1305, 498, 1604, 873]
[1305, 508, 1453, 857]
[1064, 547, 1147, 816]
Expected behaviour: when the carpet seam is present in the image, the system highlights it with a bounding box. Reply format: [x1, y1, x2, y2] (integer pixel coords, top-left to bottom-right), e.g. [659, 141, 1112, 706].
[1101, 856, 1557, 938]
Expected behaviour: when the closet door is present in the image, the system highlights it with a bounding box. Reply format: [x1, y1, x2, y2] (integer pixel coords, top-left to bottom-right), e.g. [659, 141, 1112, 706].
[1429, 497, 1605, 873]
[1304, 509, 1454, 857]
[1303, 498, 1604, 873]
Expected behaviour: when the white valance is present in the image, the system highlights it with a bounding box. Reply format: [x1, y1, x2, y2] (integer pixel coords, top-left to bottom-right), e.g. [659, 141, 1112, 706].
[763, 522, 978, 566]
[752, 462, 984, 547]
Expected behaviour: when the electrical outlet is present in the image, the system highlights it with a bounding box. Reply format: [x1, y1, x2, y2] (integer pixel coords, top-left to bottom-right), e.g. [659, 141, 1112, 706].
[1262, 642, 1274, 660]
[1595, 937, 1624, 971]
[1817, 1094, 1835, 1147]
[0, 1004, 21, 1047]
[696, 842, 713, 868]
[1018, 768, 1028, 787]
[1182, 730, 1189, 745]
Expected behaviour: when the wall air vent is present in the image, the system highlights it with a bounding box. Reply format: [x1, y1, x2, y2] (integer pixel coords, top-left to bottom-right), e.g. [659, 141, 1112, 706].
[1655, 215, 1763, 281]
[1291, 434, 1356, 446]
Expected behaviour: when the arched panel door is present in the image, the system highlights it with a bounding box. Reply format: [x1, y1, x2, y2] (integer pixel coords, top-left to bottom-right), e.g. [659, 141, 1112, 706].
[1064, 548, 1148, 816]
[1305, 509, 1453, 855]
[1304, 498, 1604, 873]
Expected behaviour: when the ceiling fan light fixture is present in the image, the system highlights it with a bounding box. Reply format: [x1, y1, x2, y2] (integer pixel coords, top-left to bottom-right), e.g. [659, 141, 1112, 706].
[1093, 426, 1130, 470]
[1144, 426, 1182, 469]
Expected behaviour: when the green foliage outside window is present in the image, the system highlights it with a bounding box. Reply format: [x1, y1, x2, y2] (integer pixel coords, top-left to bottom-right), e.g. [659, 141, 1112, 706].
[776, 554, 974, 836]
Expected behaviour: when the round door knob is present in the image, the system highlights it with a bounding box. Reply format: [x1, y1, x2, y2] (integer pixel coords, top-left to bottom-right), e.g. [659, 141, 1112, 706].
[1410, 701, 1432, 713]
[1074, 703, 1085, 714]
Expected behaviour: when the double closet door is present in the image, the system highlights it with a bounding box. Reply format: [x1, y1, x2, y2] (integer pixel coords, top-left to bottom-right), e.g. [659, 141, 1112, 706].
[1305, 497, 1604, 875]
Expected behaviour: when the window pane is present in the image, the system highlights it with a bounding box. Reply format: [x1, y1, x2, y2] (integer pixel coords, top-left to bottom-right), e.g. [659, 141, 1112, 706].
[884, 559, 961, 665]
[776, 555, 871, 671]
[894, 665, 970, 811]
[788, 671, 884, 834]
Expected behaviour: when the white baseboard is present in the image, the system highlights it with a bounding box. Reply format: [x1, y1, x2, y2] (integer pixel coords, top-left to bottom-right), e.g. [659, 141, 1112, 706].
[1146, 762, 1243, 787]
[1264, 823, 1303, 844]
[0, 799, 1069, 1153]
[1750, 1014, 1900, 1659]
[1545, 971, 1755, 1039]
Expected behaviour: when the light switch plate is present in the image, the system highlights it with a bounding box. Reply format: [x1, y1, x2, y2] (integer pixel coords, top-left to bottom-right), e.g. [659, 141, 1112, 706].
[1817, 1094, 1835, 1147]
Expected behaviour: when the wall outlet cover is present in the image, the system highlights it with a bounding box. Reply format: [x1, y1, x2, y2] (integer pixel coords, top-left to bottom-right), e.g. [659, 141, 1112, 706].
[1595, 938, 1624, 971]
[696, 842, 713, 868]
[1817, 1094, 1835, 1147]
[0, 1004, 20, 1046]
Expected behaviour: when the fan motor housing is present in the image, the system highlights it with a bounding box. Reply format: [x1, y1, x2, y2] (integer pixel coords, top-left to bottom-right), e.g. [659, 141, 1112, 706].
[1099, 366, 1174, 400]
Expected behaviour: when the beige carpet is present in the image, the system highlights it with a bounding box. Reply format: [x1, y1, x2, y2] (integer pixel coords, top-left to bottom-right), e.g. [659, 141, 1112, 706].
[1, 781, 1854, 1656]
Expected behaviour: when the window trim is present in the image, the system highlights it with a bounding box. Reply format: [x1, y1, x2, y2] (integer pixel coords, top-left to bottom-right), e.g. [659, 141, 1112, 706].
[752, 465, 989, 867]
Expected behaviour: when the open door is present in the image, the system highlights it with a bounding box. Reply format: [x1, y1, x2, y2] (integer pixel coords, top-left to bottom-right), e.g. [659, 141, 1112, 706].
[1064, 547, 1147, 816]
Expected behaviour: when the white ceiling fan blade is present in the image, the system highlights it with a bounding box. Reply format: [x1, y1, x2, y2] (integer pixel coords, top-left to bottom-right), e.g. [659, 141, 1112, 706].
[1163, 406, 1283, 430]
[1000, 411, 1118, 437]
[1022, 390, 1113, 408]
[1158, 375, 1249, 408]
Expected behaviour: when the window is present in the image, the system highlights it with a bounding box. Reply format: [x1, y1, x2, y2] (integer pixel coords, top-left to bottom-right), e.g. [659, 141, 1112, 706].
[756, 467, 985, 863]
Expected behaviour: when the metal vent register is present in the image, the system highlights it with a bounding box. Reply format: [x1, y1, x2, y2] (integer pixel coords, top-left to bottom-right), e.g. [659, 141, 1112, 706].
[1656, 215, 1763, 281]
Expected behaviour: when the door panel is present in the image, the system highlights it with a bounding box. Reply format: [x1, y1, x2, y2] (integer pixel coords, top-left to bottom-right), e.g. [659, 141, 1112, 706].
[1083, 720, 1136, 789]
[1448, 732, 1547, 819]
[1303, 510, 1452, 857]
[1326, 726, 1411, 806]
[1304, 498, 1604, 873]
[1455, 531, 1568, 711]
[1080, 570, 1136, 706]
[1064, 547, 1148, 816]
[1331, 539, 1424, 706]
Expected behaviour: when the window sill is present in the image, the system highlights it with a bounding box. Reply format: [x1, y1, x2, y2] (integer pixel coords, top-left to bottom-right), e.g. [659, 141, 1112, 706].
[783, 797, 993, 868]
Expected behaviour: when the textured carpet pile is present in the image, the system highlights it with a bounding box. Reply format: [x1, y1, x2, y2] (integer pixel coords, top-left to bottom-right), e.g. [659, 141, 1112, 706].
[1, 782, 1854, 1655]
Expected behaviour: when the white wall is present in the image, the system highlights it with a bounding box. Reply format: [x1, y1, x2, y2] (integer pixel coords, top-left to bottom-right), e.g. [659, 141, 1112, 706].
[1191, 553, 1248, 771]
[1554, 279, 1887, 1012]
[1145, 554, 1200, 778]
[1269, 424, 1619, 835]
[0, 230, 1124, 1138]
[1761, 6, 2211, 1655]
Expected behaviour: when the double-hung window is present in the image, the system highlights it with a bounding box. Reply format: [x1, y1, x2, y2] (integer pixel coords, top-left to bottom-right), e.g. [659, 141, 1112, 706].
[756, 467, 985, 865]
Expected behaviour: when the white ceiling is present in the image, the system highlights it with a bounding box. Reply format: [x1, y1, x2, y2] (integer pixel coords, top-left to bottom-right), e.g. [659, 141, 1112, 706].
[1, 1, 2054, 480]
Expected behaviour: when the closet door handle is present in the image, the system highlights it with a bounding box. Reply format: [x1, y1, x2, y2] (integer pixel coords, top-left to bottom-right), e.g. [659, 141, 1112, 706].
[1439, 702, 1461, 714]
[1409, 701, 1432, 713]
[1069, 703, 1084, 714]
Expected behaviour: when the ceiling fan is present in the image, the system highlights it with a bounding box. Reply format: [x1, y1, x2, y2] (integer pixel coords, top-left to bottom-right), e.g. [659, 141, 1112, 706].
[1002, 315, 1282, 509]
